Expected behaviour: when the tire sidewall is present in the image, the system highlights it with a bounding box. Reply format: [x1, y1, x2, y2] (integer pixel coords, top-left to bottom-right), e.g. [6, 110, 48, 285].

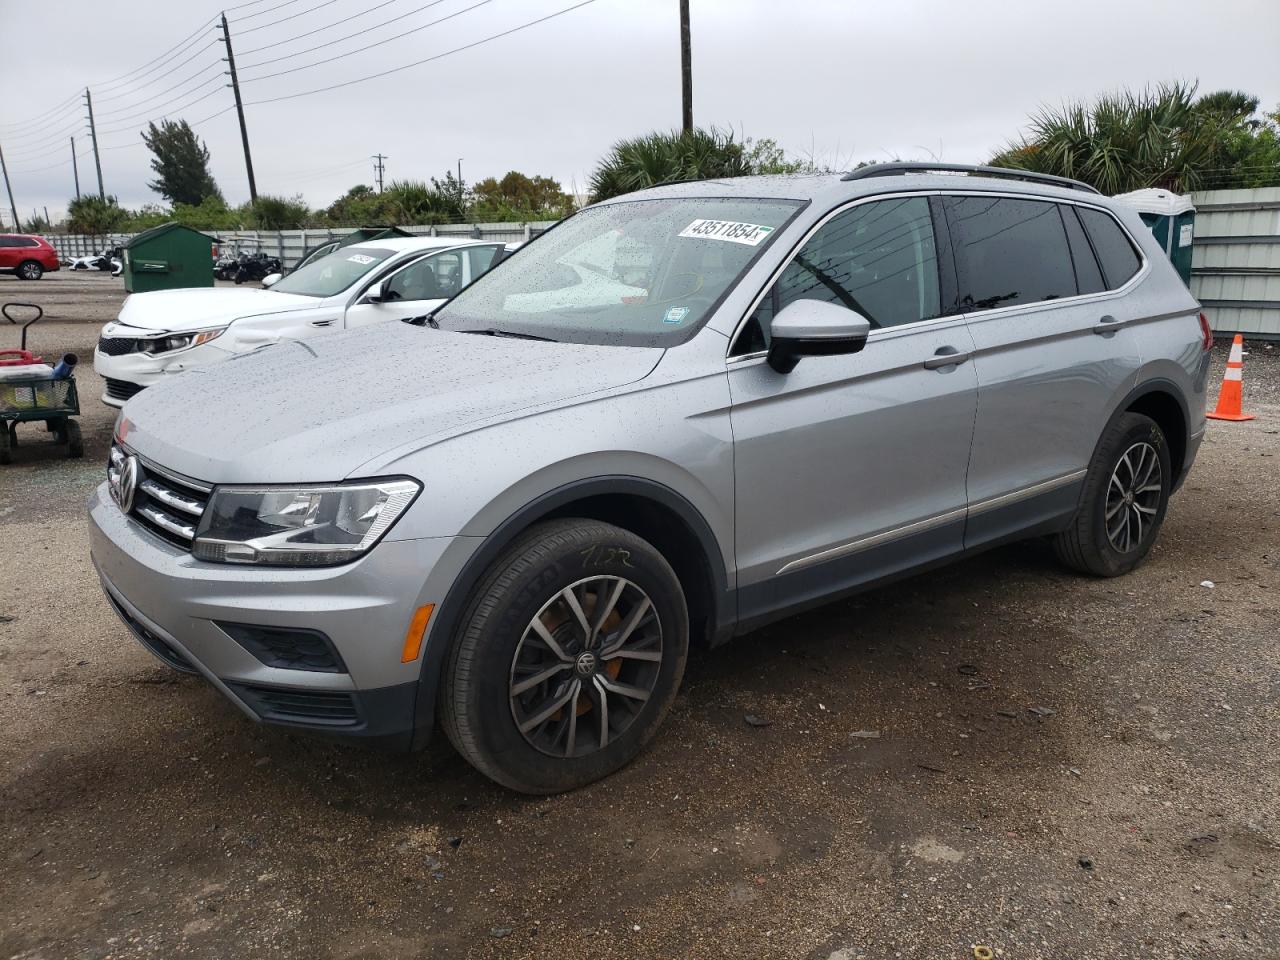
[1087, 414, 1171, 576]
[452, 524, 688, 793]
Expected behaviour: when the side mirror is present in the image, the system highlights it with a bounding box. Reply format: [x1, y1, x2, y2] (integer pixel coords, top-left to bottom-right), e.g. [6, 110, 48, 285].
[365, 276, 395, 304]
[261, 272, 281, 288]
[766, 300, 872, 374]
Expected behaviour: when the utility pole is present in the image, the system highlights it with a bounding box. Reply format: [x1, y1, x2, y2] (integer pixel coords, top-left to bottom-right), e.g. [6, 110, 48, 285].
[0, 142, 19, 232]
[43, 206, 51, 226]
[71, 137, 81, 199]
[679, 0, 693, 134]
[220, 12, 258, 203]
[457, 158, 463, 184]
[84, 88, 104, 197]
[373, 154, 386, 193]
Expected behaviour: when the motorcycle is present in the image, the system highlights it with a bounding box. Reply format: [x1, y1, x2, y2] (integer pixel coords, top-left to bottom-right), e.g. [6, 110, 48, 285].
[69, 247, 123, 276]
[232, 252, 283, 285]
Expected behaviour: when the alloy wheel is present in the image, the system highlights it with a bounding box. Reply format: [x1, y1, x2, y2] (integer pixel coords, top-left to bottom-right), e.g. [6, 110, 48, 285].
[508, 575, 662, 759]
[1105, 441, 1162, 553]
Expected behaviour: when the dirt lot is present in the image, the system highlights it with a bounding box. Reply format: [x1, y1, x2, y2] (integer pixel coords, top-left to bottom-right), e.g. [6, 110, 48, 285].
[1, 272, 1277, 959]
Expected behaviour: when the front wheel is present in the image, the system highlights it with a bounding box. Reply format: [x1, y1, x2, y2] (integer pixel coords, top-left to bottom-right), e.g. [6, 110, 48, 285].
[1055, 412, 1171, 577]
[441, 519, 689, 794]
[17, 260, 43, 280]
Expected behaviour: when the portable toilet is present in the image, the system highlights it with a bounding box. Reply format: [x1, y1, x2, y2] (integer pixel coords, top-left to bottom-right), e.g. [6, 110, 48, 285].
[122, 222, 218, 293]
[1110, 189, 1196, 287]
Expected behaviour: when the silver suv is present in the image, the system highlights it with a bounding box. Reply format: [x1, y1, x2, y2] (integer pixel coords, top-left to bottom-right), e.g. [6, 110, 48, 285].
[89, 164, 1211, 793]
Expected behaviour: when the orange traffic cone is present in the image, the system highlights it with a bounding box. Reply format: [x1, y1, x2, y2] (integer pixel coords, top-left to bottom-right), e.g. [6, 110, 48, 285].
[1206, 334, 1255, 422]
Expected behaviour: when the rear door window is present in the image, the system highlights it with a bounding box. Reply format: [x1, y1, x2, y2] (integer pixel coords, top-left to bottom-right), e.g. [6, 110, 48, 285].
[1060, 205, 1106, 295]
[1077, 207, 1142, 289]
[945, 196, 1077, 311]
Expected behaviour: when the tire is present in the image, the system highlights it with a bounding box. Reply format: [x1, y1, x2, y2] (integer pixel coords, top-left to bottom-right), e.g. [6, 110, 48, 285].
[65, 420, 84, 458]
[0, 423, 10, 464]
[441, 518, 689, 794]
[17, 260, 43, 280]
[1055, 412, 1171, 577]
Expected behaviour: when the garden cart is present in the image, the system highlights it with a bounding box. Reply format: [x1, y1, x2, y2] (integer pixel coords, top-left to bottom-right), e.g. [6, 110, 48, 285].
[0, 302, 83, 464]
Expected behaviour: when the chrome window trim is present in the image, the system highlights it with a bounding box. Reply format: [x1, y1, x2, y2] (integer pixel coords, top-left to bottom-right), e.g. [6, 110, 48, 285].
[724, 188, 1151, 359]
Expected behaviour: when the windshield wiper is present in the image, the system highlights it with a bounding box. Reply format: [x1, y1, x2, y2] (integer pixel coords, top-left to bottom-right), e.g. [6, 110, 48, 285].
[459, 328, 559, 343]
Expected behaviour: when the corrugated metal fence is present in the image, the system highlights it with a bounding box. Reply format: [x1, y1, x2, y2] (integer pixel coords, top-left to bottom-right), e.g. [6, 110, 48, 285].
[44, 221, 557, 269]
[1191, 188, 1280, 339]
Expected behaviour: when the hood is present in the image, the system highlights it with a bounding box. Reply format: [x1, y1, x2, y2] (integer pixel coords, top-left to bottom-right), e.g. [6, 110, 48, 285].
[113, 287, 320, 333]
[120, 324, 663, 483]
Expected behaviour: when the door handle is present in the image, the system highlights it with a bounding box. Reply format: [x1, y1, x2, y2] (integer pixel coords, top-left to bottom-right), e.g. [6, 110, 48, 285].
[1092, 314, 1126, 335]
[923, 346, 970, 369]
[310, 319, 336, 327]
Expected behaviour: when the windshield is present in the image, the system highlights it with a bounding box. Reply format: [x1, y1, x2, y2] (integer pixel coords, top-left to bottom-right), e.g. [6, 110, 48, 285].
[271, 246, 395, 298]
[433, 197, 803, 346]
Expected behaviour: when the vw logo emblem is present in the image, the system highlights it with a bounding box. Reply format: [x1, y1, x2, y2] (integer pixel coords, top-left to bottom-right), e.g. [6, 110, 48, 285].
[574, 651, 597, 677]
[112, 455, 139, 513]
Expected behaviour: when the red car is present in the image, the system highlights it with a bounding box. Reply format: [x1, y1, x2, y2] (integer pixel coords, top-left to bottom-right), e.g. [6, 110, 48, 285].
[0, 234, 60, 280]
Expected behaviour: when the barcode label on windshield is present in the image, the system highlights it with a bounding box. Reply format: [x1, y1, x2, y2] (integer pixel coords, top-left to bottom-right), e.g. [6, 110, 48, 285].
[678, 219, 774, 246]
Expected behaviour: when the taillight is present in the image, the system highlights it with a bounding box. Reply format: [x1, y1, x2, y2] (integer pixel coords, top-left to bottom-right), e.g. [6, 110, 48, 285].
[1198, 312, 1213, 352]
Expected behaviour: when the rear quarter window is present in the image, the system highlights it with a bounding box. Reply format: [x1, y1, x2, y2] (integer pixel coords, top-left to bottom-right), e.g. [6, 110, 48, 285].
[1077, 207, 1142, 289]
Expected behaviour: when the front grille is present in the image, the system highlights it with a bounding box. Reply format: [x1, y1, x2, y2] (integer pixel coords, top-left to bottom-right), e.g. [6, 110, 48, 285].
[217, 622, 348, 673]
[110, 444, 209, 550]
[105, 590, 198, 674]
[104, 377, 145, 402]
[98, 336, 139, 357]
[226, 682, 362, 728]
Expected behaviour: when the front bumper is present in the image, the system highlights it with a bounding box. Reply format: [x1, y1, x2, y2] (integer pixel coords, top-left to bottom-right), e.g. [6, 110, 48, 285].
[93, 341, 233, 407]
[88, 482, 472, 747]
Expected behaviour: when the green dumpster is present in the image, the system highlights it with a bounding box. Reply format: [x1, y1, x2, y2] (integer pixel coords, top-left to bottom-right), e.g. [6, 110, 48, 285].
[1111, 189, 1196, 287]
[122, 222, 218, 293]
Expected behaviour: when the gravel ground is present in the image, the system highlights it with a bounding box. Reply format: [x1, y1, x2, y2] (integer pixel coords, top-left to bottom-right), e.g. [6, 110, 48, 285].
[1, 273, 1277, 959]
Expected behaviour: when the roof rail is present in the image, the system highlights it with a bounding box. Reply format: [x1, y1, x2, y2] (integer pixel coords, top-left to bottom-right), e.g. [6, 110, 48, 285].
[841, 162, 1101, 195]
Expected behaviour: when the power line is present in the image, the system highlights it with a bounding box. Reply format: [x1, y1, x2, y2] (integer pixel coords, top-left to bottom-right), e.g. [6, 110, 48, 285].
[0, 15, 217, 133]
[95, 86, 225, 138]
[238, 0, 455, 72]
[238, 0, 404, 55]
[232, 0, 307, 24]
[95, 53, 224, 109]
[95, 65, 225, 120]
[225, 0, 286, 11]
[93, 17, 220, 94]
[0, 95, 83, 136]
[236, 0, 346, 34]
[242, 0, 600, 105]
[1, 118, 88, 159]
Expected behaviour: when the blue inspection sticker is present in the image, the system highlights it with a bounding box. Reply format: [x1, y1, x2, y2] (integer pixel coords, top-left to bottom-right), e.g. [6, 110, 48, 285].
[663, 306, 690, 325]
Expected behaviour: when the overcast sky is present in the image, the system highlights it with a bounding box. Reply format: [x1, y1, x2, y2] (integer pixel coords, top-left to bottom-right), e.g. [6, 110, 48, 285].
[1, 0, 1278, 225]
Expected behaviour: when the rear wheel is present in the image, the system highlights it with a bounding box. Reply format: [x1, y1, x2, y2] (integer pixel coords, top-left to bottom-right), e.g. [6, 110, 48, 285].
[17, 260, 43, 280]
[0, 423, 10, 464]
[441, 519, 688, 794]
[1055, 412, 1171, 577]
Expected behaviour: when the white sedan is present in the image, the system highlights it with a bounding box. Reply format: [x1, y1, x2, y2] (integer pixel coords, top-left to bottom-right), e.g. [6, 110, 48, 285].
[94, 237, 506, 407]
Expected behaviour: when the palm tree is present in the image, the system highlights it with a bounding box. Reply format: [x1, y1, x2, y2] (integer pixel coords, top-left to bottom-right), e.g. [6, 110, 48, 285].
[589, 128, 751, 202]
[990, 82, 1253, 193]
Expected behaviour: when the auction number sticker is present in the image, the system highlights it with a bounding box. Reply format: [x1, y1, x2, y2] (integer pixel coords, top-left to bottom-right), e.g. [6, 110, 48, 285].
[678, 219, 774, 246]
[347, 254, 376, 264]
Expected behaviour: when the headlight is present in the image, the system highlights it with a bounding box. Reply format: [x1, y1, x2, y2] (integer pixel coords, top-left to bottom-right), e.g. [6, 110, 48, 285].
[192, 479, 420, 566]
[139, 327, 226, 354]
